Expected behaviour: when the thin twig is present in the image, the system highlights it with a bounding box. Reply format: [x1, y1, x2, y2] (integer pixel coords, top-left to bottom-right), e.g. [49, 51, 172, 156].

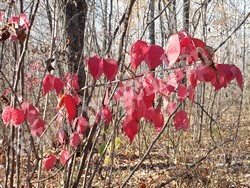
[121, 103, 182, 187]
[155, 139, 233, 187]
[214, 12, 250, 52]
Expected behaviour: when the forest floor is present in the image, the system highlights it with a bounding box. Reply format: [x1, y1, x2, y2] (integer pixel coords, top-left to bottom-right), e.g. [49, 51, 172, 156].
[0, 108, 249, 188]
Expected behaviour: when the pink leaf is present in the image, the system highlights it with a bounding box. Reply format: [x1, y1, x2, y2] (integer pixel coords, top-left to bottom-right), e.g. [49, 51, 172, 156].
[70, 132, 83, 148]
[42, 74, 54, 96]
[167, 102, 177, 115]
[174, 68, 185, 83]
[145, 45, 165, 70]
[188, 86, 195, 104]
[44, 154, 57, 171]
[30, 118, 46, 137]
[177, 84, 187, 102]
[122, 116, 139, 144]
[87, 55, 103, 80]
[9, 16, 20, 24]
[60, 150, 71, 165]
[0, 12, 2, 22]
[103, 58, 118, 81]
[2, 106, 13, 125]
[103, 87, 110, 106]
[166, 33, 180, 67]
[130, 40, 148, 71]
[123, 86, 136, 116]
[53, 77, 64, 95]
[20, 13, 29, 30]
[72, 117, 88, 133]
[65, 73, 79, 90]
[56, 129, 67, 145]
[21, 102, 39, 124]
[114, 82, 124, 101]
[64, 94, 76, 123]
[152, 108, 164, 132]
[11, 108, 25, 127]
[173, 110, 190, 131]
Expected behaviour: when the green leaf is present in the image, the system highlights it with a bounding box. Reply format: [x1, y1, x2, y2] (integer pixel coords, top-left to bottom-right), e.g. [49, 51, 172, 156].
[99, 143, 106, 156]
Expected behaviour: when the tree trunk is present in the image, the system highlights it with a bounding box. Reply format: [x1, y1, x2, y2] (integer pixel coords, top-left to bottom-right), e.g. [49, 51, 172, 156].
[64, 0, 87, 89]
[183, 0, 190, 31]
[148, 0, 155, 45]
[169, 0, 177, 35]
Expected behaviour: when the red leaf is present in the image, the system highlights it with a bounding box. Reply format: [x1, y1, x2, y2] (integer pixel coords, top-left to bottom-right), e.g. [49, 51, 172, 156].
[72, 90, 81, 106]
[42, 74, 54, 96]
[143, 106, 154, 122]
[192, 38, 206, 48]
[60, 150, 71, 165]
[53, 77, 64, 94]
[103, 58, 118, 81]
[177, 84, 187, 102]
[145, 45, 165, 70]
[187, 68, 198, 87]
[44, 154, 57, 171]
[11, 108, 25, 127]
[87, 55, 103, 79]
[2, 106, 13, 125]
[56, 129, 67, 145]
[0, 12, 2, 22]
[211, 64, 234, 90]
[166, 33, 180, 67]
[122, 116, 139, 144]
[167, 102, 177, 115]
[72, 117, 88, 133]
[230, 65, 243, 90]
[64, 94, 76, 123]
[142, 87, 155, 108]
[173, 110, 190, 131]
[130, 40, 148, 71]
[197, 65, 216, 82]
[70, 132, 83, 148]
[65, 73, 79, 90]
[96, 107, 112, 126]
[152, 108, 164, 132]
[30, 118, 46, 137]
[21, 102, 39, 124]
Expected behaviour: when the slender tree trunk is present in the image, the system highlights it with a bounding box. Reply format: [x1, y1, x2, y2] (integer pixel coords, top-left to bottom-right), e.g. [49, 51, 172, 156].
[169, 0, 177, 35]
[63, 0, 87, 89]
[183, 0, 190, 31]
[102, 0, 108, 55]
[148, 0, 155, 45]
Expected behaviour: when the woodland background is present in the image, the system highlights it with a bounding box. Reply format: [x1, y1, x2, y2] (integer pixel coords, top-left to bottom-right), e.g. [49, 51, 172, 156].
[0, 0, 249, 187]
